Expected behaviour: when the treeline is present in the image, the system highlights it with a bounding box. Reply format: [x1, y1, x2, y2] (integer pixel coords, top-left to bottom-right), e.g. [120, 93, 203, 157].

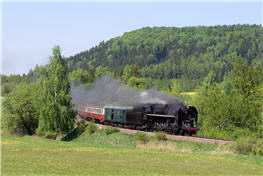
[1, 74, 35, 95]
[66, 24, 263, 91]
[68, 64, 172, 91]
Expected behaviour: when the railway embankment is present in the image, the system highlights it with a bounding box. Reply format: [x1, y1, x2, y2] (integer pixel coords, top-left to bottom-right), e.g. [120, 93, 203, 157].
[77, 117, 233, 146]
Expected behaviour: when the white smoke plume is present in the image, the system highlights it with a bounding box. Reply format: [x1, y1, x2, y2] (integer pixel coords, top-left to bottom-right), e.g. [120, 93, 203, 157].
[71, 76, 184, 108]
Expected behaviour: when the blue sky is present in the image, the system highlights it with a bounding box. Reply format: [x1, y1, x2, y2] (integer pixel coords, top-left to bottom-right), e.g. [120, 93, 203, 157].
[2, 2, 262, 75]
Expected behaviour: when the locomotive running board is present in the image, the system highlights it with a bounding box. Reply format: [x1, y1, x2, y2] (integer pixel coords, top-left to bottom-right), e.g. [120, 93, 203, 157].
[146, 114, 175, 118]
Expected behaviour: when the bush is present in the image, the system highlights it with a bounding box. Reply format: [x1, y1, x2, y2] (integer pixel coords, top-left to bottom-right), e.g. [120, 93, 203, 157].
[43, 131, 57, 140]
[85, 121, 97, 136]
[76, 121, 86, 135]
[105, 127, 119, 135]
[252, 140, 263, 157]
[135, 132, 148, 144]
[155, 132, 167, 141]
[2, 83, 39, 135]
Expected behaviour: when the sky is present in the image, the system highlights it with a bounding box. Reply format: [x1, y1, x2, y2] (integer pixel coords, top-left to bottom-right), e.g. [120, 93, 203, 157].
[2, 1, 262, 75]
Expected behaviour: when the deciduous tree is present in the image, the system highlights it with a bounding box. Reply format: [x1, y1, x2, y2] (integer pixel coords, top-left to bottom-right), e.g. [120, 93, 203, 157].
[36, 46, 75, 138]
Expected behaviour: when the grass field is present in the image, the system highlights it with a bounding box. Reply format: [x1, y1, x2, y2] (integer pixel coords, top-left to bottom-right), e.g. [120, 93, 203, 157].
[2, 130, 263, 176]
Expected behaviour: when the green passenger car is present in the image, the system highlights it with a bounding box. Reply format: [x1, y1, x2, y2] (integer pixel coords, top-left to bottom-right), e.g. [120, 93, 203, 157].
[104, 106, 142, 125]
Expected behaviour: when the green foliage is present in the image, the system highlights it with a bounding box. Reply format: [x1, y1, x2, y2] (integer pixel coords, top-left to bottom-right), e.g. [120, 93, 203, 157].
[85, 121, 97, 136]
[36, 46, 75, 138]
[155, 132, 167, 141]
[127, 77, 147, 90]
[95, 66, 112, 79]
[252, 140, 263, 157]
[135, 132, 148, 144]
[194, 58, 263, 140]
[232, 58, 263, 97]
[69, 69, 89, 84]
[61, 121, 86, 141]
[104, 127, 120, 135]
[43, 131, 58, 139]
[1, 65, 48, 96]
[2, 83, 39, 135]
[76, 121, 86, 135]
[28, 64, 48, 81]
[66, 25, 263, 91]
[1, 74, 35, 96]
[121, 65, 133, 83]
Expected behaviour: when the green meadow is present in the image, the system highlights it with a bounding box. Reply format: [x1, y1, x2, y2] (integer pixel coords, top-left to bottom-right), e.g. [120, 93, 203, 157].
[2, 130, 263, 176]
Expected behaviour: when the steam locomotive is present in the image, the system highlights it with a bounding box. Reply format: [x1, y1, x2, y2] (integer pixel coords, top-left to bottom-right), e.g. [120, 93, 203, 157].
[78, 103, 198, 135]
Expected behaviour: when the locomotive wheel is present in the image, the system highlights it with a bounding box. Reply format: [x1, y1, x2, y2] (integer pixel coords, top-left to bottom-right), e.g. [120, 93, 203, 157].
[179, 130, 185, 136]
[134, 125, 138, 130]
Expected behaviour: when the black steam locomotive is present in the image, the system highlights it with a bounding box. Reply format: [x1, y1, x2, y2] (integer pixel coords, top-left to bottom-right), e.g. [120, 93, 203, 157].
[78, 103, 198, 136]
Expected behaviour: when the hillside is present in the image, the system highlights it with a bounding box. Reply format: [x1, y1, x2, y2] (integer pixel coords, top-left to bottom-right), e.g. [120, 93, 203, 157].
[66, 25, 263, 89]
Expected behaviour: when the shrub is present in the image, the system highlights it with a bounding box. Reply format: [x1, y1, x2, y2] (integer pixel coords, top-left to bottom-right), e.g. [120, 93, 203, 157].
[105, 127, 119, 135]
[155, 132, 167, 141]
[252, 140, 263, 157]
[135, 132, 148, 144]
[43, 131, 57, 139]
[2, 83, 39, 135]
[76, 121, 86, 135]
[230, 128, 253, 139]
[85, 121, 97, 136]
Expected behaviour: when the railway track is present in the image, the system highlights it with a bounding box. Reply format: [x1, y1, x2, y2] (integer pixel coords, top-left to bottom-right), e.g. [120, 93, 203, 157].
[76, 117, 233, 146]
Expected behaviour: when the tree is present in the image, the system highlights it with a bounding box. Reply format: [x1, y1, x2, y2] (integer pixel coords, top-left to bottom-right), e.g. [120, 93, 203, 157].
[194, 64, 263, 139]
[232, 58, 263, 134]
[95, 66, 112, 79]
[2, 83, 39, 135]
[69, 69, 89, 84]
[88, 66, 96, 83]
[127, 77, 147, 90]
[232, 58, 263, 97]
[121, 65, 132, 83]
[36, 46, 75, 138]
[131, 64, 140, 77]
[64, 25, 262, 92]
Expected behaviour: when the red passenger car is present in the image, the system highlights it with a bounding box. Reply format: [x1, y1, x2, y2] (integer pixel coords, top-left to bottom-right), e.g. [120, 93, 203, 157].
[78, 105, 105, 122]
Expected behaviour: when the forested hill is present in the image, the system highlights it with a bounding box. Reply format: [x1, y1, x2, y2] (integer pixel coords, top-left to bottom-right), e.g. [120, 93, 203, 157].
[66, 25, 263, 86]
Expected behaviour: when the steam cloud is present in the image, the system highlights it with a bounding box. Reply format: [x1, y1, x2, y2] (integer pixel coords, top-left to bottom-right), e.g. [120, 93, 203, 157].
[71, 76, 184, 108]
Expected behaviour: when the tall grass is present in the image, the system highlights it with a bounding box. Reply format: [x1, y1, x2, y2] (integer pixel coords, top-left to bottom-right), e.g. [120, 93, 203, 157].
[232, 137, 263, 156]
